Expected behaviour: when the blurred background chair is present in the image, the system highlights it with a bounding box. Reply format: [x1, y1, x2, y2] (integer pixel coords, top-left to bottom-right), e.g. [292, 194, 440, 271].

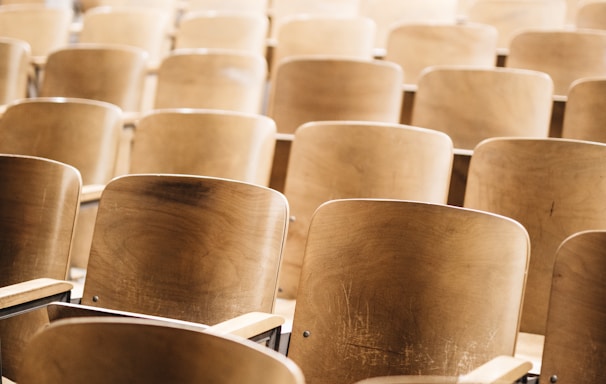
[575, 0, 606, 29]
[277, 121, 453, 300]
[129, 109, 276, 186]
[17, 317, 305, 384]
[463, 137, 606, 374]
[0, 37, 30, 108]
[286, 199, 529, 383]
[183, 0, 268, 13]
[0, 154, 81, 381]
[561, 77, 606, 142]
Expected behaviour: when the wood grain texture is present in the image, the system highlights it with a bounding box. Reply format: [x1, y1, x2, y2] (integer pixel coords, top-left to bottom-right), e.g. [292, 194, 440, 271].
[130, 109, 276, 186]
[267, 56, 403, 134]
[17, 317, 305, 384]
[464, 138, 606, 335]
[506, 29, 606, 96]
[81, 174, 288, 325]
[540, 230, 606, 382]
[561, 77, 606, 142]
[278, 121, 454, 298]
[412, 66, 553, 150]
[289, 199, 529, 383]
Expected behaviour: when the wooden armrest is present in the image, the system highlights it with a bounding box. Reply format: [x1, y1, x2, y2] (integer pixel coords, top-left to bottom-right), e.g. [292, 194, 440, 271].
[81, 184, 105, 203]
[204, 312, 285, 340]
[459, 355, 532, 384]
[0, 278, 73, 310]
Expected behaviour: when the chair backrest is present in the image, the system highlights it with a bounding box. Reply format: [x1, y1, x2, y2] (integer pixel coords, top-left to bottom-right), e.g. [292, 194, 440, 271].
[174, 11, 268, 55]
[17, 317, 305, 384]
[270, 0, 359, 38]
[0, 4, 72, 58]
[278, 121, 453, 298]
[80, 174, 289, 325]
[0, 154, 81, 285]
[267, 56, 403, 134]
[78, 0, 178, 12]
[78, 6, 172, 67]
[184, 0, 268, 13]
[0, 37, 30, 105]
[39, 44, 148, 113]
[384, 22, 498, 85]
[130, 109, 277, 186]
[540, 230, 606, 382]
[411, 66, 553, 150]
[358, 0, 459, 49]
[154, 49, 267, 114]
[271, 15, 376, 74]
[464, 137, 606, 335]
[0, 97, 123, 185]
[576, 0, 606, 29]
[288, 199, 529, 383]
[506, 29, 606, 96]
[466, 0, 567, 51]
[561, 77, 606, 142]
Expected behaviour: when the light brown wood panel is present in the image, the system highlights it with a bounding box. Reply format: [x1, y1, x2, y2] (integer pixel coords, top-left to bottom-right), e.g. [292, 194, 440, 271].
[540, 230, 606, 382]
[411, 66, 553, 150]
[18, 317, 305, 384]
[184, 0, 268, 13]
[464, 138, 606, 335]
[0, 37, 29, 105]
[81, 174, 288, 325]
[575, 0, 606, 29]
[288, 199, 529, 383]
[130, 109, 276, 186]
[278, 121, 453, 299]
[561, 77, 606, 142]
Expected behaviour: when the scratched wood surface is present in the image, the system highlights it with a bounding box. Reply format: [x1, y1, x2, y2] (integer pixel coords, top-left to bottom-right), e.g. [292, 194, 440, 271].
[278, 121, 454, 299]
[80, 174, 288, 325]
[464, 138, 606, 335]
[289, 199, 529, 383]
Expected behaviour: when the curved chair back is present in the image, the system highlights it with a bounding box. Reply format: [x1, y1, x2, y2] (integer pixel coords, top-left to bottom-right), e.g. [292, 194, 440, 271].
[184, 0, 268, 13]
[561, 77, 606, 142]
[81, 174, 289, 325]
[278, 121, 453, 298]
[130, 109, 276, 186]
[18, 317, 305, 384]
[464, 137, 606, 335]
[0, 37, 30, 105]
[575, 0, 606, 29]
[288, 199, 529, 383]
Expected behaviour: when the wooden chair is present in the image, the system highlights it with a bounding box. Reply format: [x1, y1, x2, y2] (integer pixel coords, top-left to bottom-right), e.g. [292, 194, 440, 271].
[17, 317, 305, 384]
[38, 44, 149, 114]
[287, 198, 529, 383]
[358, 0, 459, 49]
[78, 6, 172, 68]
[0, 4, 73, 60]
[463, 138, 606, 339]
[506, 29, 606, 97]
[174, 10, 269, 56]
[465, 0, 567, 54]
[0, 37, 30, 106]
[576, 0, 606, 29]
[183, 0, 268, 13]
[277, 121, 453, 299]
[130, 109, 277, 186]
[0, 154, 81, 380]
[561, 77, 606, 142]
[153, 49, 267, 114]
[0, 97, 124, 271]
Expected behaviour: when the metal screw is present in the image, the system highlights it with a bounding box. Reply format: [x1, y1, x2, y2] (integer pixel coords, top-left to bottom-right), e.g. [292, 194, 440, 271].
[550, 375, 558, 383]
[92, 295, 99, 302]
[303, 330, 311, 338]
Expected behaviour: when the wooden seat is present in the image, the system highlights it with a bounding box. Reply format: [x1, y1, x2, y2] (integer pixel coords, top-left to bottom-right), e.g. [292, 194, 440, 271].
[465, 0, 567, 54]
[506, 29, 606, 97]
[560, 77, 606, 142]
[287, 199, 529, 383]
[575, 0, 606, 29]
[0, 4, 73, 60]
[358, 0, 459, 49]
[17, 317, 305, 384]
[270, 15, 376, 76]
[154, 49, 267, 114]
[130, 109, 276, 186]
[0, 154, 81, 380]
[277, 121, 453, 299]
[0, 37, 30, 106]
[78, 6, 172, 68]
[463, 137, 606, 340]
[39, 44, 149, 114]
[174, 10, 269, 55]
[385, 22, 498, 86]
